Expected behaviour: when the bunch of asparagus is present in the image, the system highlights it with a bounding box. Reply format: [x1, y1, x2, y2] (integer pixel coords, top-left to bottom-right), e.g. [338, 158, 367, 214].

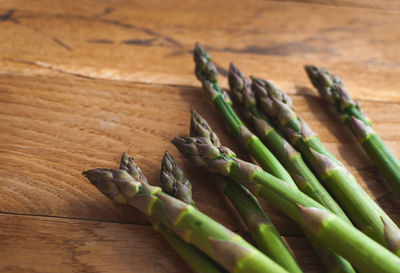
[81, 42, 400, 273]
[187, 43, 400, 272]
[194, 43, 358, 273]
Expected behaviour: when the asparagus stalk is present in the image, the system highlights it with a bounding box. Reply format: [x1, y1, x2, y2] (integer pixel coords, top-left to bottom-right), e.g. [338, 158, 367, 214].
[153, 222, 227, 273]
[190, 109, 303, 273]
[173, 136, 400, 273]
[251, 77, 400, 255]
[193, 43, 294, 184]
[228, 63, 350, 223]
[119, 153, 226, 273]
[190, 111, 355, 273]
[83, 168, 288, 273]
[305, 65, 400, 198]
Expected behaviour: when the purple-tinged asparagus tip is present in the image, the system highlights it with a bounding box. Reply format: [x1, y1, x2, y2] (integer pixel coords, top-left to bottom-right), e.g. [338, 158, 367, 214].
[160, 151, 194, 205]
[304, 65, 333, 89]
[190, 109, 221, 146]
[194, 42, 218, 82]
[228, 62, 247, 91]
[120, 152, 148, 182]
[82, 168, 138, 204]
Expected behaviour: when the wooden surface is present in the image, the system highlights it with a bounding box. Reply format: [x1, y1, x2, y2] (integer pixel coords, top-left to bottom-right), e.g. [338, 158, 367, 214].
[1, 0, 400, 272]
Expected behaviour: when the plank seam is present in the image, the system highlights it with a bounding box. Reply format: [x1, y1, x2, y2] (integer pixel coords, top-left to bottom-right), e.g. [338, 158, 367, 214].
[0, 211, 305, 237]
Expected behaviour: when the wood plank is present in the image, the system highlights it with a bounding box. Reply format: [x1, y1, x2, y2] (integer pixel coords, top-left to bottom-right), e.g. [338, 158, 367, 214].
[1, 1, 399, 272]
[1, 73, 399, 231]
[0, 213, 321, 273]
[0, 0, 400, 102]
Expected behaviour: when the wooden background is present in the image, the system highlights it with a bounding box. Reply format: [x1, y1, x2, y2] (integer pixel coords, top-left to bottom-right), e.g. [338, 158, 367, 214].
[1, 0, 400, 272]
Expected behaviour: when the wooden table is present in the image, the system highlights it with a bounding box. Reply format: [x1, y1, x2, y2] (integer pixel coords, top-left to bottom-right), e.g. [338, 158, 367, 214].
[1, 0, 400, 272]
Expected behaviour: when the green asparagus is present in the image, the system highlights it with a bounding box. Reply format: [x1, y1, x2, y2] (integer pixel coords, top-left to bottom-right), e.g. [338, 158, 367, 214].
[83, 168, 288, 273]
[305, 65, 400, 199]
[194, 44, 354, 272]
[191, 109, 303, 273]
[173, 136, 400, 273]
[251, 77, 400, 255]
[228, 63, 350, 223]
[119, 153, 226, 273]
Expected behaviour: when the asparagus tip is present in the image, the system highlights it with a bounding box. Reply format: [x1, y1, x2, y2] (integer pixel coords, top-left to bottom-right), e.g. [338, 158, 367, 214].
[193, 43, 218, 83]
[228, 62, 244, 91]
[161, 151, 194, 205]
[173, 136, 235, 176]
[190, 109, 221, 146]
[119, 152, 148, 182]
[303, 64, 319, 77]
[82, 168, 135, 204]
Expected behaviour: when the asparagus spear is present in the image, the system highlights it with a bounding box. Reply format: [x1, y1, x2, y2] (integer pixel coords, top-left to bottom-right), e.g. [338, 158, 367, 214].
[193, 43, 294, 184]
[251, 77, 400, 255]
[173, 136, 400, 273]
[119, 153, 226, 273]
[83, 168, 288, 273]
[228, 63, 350, 223]
[161, 151, 195, 206]
[305, 65, 400, 198]
[190, 109, 303, 273]
[190, 111, 355, 273]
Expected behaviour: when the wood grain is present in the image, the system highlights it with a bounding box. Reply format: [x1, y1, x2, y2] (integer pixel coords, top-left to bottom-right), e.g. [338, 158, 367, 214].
[1, 0, 400, 272]
[1, 0, 400, 102]
[0, 213, 321, 273]
[2, 72, 399, 227]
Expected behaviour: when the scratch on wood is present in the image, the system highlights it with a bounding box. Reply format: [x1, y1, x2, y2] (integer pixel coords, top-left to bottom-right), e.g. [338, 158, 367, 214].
[103, 7, 115, 15]
[14, 12, 182, 49]
[220, 42, 317, 56]
[52, 38, 73, 51]
[122, 38, 156, 46]
[166, 50, 188, 57]
[88, 39, 114, 44]
[99, 18, 135, 29]
[0, 9, 14, 20]
[97, 7, 115, 17]
[163, 37, 182, 47]
[0, 9, 20, 24]
[98, 18, 182, 47]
